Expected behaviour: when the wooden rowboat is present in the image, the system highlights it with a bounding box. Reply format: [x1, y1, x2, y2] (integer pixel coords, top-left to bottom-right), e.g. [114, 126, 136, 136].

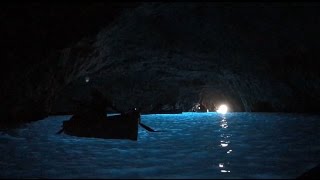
[60, 109, 141, 141]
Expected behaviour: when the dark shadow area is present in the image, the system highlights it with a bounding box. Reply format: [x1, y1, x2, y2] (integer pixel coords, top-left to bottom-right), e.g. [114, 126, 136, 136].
[252, 101, 275, 112]
[297, 164, 320, 179]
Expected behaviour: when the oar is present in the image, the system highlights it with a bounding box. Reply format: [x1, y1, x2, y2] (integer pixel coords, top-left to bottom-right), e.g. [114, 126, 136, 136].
[139, 122, 157, 132]
[136, 106, 164, 132]
[139, 122, 166, 132]
[56, 128, 64, 134]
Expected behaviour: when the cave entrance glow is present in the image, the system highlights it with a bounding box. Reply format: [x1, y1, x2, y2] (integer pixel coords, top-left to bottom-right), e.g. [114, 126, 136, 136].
[217, 104, 228, 114]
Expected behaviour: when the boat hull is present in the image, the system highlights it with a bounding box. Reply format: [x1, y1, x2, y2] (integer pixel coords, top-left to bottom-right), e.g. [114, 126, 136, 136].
[62, 111, 140, 141]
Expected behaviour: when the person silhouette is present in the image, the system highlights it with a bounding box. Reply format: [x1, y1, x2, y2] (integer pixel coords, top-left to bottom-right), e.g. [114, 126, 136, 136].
[89, 88, 123, 119]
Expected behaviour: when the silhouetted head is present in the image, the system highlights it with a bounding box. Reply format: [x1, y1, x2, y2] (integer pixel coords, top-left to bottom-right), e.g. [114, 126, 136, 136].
[131, 107, 140, 113]
[131, 107, 141, 116]
[133, 108, 141, 121]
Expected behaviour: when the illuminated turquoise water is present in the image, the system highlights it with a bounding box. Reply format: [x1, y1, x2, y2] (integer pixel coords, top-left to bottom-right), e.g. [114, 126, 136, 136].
[0, 112, 319, 178]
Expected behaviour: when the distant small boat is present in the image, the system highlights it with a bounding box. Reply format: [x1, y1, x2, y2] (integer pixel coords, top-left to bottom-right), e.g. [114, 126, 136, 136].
[60, 109, 141, 141]
[143, 109, 183, 115]
[192, 108, 208, 113]
[191, 103, 208, 113]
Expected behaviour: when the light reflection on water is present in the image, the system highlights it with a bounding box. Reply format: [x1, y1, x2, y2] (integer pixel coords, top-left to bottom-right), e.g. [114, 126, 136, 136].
[0, 112, 319, 179]
[218, 115, 232, 174]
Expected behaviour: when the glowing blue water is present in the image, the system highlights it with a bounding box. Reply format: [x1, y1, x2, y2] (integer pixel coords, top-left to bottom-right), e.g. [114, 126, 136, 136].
[0, 112, 319, 179]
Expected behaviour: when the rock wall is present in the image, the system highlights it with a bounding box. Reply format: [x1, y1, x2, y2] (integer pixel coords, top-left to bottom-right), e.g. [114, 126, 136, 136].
[2, 3, 320, 128]
[52, 2, 320, 113]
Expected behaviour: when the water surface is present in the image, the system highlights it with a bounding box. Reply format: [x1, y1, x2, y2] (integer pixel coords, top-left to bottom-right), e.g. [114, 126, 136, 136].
[0, 112, 319, 179]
